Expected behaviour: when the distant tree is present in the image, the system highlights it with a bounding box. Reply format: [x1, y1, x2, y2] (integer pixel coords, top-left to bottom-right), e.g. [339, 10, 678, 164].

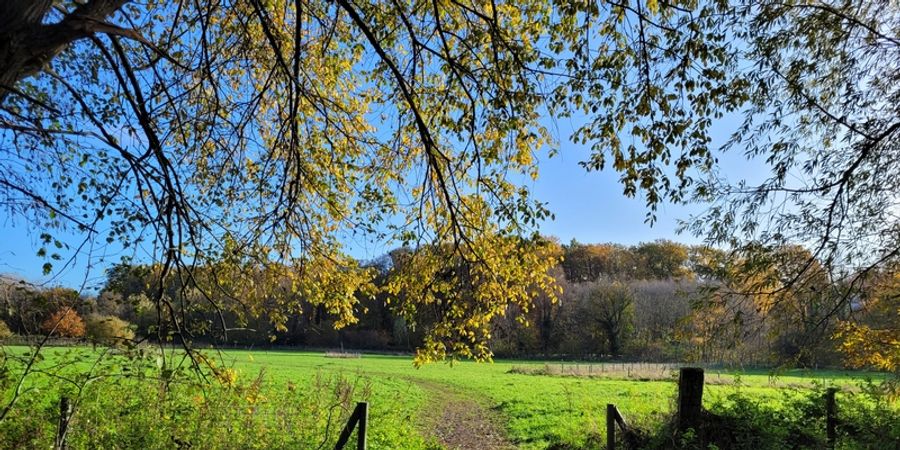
[121, 293, 157, 338]
[677, 293, 768, 365]
[560, 241, 603, 282]
[84, 314, 135, 344]
[687, 246, 731, 282]
[562, 242, 638, 282]
[630, 279, 693, 358]
[578, 282, 635, 356]
[41, 309, 85, 338]
[489, 263, 567, 356]
[532, 266, 568, 353]
[633, 240, 690, 280]
[94, 291, 125, 317]
[102, 263, 153, 300]
[744, 246, 844, 365]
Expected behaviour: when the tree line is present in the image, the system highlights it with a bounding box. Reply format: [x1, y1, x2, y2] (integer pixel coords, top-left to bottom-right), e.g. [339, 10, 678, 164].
[2, 239, 895, 370]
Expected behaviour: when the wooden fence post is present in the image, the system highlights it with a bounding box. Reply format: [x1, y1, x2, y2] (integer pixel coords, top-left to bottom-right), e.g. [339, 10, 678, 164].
[606, 404, 628, 450]
[54, 396, 72, 450]
[825, 388, 837, 449]
[334, 402, 368, 450]
[607, 404, 616, 450]
[356, 402, 367, 450]
[677, 367, 704, 433]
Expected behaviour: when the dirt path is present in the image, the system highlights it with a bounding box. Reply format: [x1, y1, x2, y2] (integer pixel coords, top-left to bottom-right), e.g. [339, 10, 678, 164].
[413, 379, 515, 450]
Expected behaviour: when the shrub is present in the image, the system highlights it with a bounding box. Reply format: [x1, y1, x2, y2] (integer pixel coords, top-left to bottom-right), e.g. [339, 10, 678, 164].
[0, 320, 12, 339]
[40, 309, 85, 338]
[639, 385, 900, 450]
[85, 314, 135, 344]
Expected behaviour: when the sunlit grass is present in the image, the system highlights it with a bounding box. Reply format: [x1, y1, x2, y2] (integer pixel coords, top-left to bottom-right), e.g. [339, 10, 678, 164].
[3, 346, 890, 449]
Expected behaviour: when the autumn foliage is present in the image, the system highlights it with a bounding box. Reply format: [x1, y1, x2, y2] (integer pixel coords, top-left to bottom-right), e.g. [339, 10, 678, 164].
[41, 309, 86, 338]
[0, 320, 12, 339]
[836, 271, 900, 375]
[85, 314, 135, 344]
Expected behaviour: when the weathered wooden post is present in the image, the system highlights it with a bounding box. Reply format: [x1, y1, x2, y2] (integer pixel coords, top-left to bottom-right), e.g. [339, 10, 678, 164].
[356, 401, 368, 450]
[606, 404, 616, 450]
[55, 396, 72, 450]
[606, 403, 628, 450]
[335, 402, 368, 450]
[825, 388, 838, 449]
[677, 367, 704, 433]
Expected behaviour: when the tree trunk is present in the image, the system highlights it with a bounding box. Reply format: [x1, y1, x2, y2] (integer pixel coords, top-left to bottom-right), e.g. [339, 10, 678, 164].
[606, 325, 620, 356]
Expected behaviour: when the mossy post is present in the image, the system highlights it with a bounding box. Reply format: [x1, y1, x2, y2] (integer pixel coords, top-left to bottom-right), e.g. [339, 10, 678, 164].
[54, 396, 72, 450]
[825, 388, 838, 449]
[677, 367, 704, 433]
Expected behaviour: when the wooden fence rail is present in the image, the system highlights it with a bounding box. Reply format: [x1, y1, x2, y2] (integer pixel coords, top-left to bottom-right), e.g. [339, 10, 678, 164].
[334, 402, 368, 450]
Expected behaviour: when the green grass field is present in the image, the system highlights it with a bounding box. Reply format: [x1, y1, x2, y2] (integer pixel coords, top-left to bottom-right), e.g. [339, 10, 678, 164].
[219, 350, 887, 448]
[1, 346, 892, 449]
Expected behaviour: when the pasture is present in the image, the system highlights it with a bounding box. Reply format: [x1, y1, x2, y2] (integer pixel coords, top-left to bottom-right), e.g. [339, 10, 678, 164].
[0, 346, 892, 449]
[225, 350, 889, 448]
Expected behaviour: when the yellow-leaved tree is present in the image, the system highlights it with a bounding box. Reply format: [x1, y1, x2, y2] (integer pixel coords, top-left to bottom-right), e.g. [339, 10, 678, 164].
[836, 270, 900, 377]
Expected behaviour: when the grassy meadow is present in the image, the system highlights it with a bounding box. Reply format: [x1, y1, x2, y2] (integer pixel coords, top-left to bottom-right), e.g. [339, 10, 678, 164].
[0, 346, 894, 449]
[226, 350, 883, 447]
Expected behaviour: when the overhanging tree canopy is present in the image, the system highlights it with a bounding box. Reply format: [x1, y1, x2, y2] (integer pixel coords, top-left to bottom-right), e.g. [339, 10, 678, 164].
[1, 0, 897, 363]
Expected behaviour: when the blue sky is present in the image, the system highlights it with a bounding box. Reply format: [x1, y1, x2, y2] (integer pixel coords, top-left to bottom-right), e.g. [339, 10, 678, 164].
[531, 144, 699, 244]
[0, 112, 766, 292]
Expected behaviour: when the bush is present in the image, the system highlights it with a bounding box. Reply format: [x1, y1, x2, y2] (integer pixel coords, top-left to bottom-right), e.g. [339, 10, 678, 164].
[639, 385, 900, 450]
[0, 320, 12, 339]
[40, 309, 85, 338]
[84, 314, 135, 344]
